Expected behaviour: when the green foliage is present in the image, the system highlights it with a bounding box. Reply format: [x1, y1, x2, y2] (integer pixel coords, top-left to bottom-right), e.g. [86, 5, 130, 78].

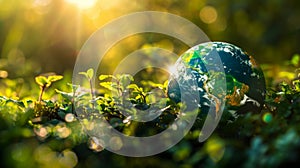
[1, 63, 300, 167]
[97, 74, 174, 136]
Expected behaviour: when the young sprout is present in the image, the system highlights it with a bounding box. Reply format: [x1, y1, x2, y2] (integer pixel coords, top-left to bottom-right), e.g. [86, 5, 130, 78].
[35, 73, 63, 102]
[79, 68, 95, 109]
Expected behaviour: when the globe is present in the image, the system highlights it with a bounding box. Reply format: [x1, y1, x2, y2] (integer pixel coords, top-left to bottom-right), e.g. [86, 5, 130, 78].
[167, 42, 266, 116]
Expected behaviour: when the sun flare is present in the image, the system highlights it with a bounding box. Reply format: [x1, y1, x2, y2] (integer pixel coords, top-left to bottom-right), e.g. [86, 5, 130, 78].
[65, 0, 97, 9]
[168, 65, 177, 75]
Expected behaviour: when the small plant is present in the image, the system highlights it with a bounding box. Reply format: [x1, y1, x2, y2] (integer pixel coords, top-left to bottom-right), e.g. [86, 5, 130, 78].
[35, 73, 63, 102]
[79, 68, 95, 109]
[33, 73, 63, 122]
[79, 68, 95, 97]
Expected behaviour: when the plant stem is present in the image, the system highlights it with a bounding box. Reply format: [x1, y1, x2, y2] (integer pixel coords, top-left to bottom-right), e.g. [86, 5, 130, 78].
[38, 85, 46, 103]
[71, 87, 76, 116]
[89, 79, 95, 109]
[89, 79, 95, 99]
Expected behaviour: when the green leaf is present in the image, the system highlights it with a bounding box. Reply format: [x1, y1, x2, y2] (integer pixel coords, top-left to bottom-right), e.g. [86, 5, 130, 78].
[58, 111, 66, 119]
[135, 94, 142, 100]
[127, 84, 139, 90]
[86, 68, 94, 79]
[119, 74, 134, 88]
[79, 68, 94, 79]
[35, 74, 63, 88]
[47, 75, 63, 83]
[79, 72, 88, 78]
[291, 54, 300, 67]
[55, 89, 73, 101]
[100, 82, 116, 91]
[35, 76, 49, 87]
[99, 74, 114, 81]
[4, 98, 25, 108]
[67, 83, 79, 92]
[22, 99, 33, 108]
[292, 79, 300, 92]
[280, 82, 292, 94]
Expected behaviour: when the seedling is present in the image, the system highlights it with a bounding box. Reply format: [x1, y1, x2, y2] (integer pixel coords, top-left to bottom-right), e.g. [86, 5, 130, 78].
[35, 73, 63, 102]
[79, 68, 95, 109]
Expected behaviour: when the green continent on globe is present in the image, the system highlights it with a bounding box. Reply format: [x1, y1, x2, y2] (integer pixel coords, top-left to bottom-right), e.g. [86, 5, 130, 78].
[167, 42, 266, 115]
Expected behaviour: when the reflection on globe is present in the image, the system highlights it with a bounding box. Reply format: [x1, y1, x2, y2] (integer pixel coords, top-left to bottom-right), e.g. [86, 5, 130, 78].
[167, 42, 266, 116]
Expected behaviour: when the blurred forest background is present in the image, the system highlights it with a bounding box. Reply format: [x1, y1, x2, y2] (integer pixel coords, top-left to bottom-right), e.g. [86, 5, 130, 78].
[1, 0, 300, 79]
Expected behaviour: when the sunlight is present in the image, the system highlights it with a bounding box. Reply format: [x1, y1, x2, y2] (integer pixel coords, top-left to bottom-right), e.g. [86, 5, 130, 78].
[65, 0, 97, 9]
[168, 65, 177, 75]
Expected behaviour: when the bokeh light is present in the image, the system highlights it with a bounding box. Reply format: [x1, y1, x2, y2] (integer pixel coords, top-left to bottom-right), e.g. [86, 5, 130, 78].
[65, 113, 75, 122]
[34, 126, 50, 140]
[109, 136, 123, 151]
[55, 122, 72, 138]
[58, 150, 78, 168]
[263, 112, 273, 123]
[199, 6, 218, 24]
[34, 145, 78, 168]
[0, 70, 8, 78]
[205, 137, 225, 162]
